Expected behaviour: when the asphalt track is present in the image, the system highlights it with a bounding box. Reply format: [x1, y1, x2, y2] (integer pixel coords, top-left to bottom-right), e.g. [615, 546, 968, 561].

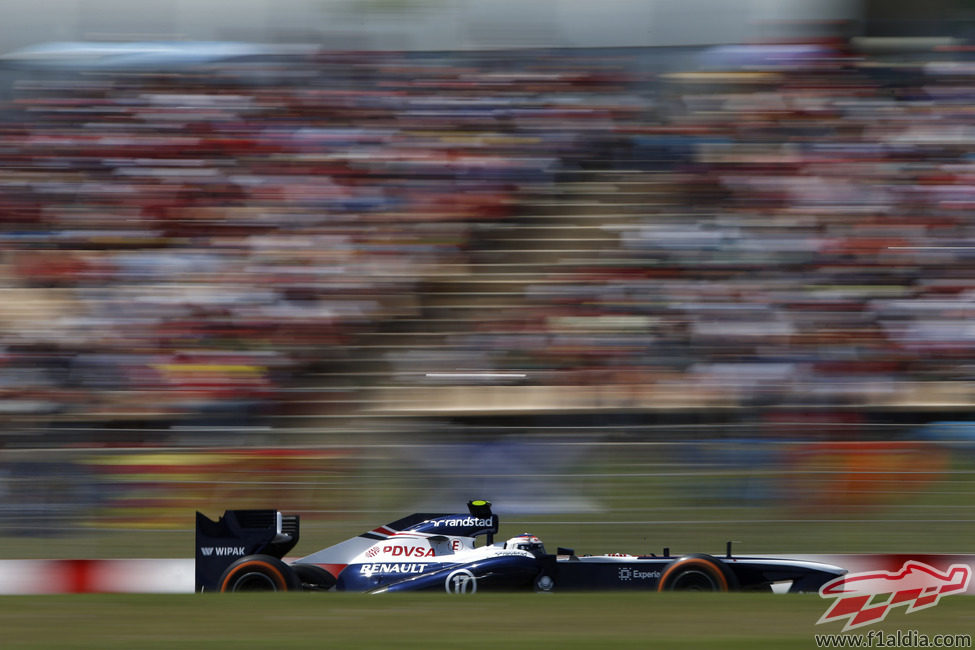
[1, 592, 971, 649]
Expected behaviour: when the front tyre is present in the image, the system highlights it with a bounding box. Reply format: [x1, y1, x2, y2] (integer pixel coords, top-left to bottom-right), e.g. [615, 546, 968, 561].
[219, 554, 299, 592]
[657, 554, 737, 592]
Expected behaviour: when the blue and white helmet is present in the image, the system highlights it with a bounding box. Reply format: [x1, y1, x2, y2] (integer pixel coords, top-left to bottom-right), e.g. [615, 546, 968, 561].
[505, 533, 546, 557]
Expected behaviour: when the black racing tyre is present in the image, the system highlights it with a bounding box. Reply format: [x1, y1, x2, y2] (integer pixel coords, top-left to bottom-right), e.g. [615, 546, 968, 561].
[292, 563, 337, 591]
[219, 554, 300, 592]
[657, 554, 738, 592]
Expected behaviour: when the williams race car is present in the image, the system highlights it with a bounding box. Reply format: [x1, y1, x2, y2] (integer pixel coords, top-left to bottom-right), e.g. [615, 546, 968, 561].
[195, 500, 845, 593]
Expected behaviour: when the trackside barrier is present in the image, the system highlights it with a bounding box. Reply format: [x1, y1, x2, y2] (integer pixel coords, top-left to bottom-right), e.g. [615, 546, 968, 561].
[0, 559, 193, 594]
[1, 555, 973, 594]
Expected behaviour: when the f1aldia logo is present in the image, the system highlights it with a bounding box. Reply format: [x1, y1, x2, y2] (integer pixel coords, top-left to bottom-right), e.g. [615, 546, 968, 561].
[818, 560, 972, 631]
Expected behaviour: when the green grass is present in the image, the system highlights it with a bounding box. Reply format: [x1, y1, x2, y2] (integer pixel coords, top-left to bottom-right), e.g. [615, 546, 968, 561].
[0, 592, 972, 649]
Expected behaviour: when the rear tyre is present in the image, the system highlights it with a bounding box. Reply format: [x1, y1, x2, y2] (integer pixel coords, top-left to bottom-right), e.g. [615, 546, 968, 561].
[292, 563, 337, 591]
[657, 554, 737, 592]
[219, 554, 299, 592]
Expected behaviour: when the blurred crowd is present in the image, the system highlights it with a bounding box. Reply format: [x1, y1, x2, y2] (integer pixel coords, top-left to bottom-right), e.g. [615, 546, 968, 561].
[0, 50, 636, 432]
[1, 44, 975, 435]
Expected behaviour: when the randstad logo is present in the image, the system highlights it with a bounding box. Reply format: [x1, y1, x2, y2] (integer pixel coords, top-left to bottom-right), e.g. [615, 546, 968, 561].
[818, 560, 972, 631]
[434, 517, 493, 528]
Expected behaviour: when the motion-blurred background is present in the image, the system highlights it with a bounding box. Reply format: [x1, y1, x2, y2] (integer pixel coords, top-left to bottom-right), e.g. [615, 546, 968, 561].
[0, 0, 973, 560]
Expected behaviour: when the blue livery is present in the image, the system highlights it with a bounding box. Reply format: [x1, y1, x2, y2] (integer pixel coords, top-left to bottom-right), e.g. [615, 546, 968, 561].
[195, 500, 845, 594]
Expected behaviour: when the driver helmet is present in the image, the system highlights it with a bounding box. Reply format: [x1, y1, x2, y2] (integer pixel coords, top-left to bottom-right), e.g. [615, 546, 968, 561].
[505, 533, 546, 557]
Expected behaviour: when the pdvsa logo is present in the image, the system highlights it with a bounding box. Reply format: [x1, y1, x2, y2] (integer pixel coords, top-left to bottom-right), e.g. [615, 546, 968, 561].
[366, 544, 437, 558]
[386, 545, 436, 558]
[818, 560, 972, 631]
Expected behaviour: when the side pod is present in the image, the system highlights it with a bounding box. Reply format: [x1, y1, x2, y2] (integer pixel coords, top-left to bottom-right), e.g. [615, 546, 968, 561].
[195, 509, 300, 592]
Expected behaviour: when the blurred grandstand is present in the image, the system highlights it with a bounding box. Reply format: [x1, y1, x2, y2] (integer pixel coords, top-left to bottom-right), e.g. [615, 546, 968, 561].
[2, 41, 975, 436]
[0, 2, 973, 556]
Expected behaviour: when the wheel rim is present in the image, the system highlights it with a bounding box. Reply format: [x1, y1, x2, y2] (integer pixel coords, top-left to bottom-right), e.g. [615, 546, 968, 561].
[670, 568, 719, 591]
[231, 570, 279, 592]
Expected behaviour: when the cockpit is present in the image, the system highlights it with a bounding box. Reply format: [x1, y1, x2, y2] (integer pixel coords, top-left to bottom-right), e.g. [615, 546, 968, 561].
[505, 534, 546, 557]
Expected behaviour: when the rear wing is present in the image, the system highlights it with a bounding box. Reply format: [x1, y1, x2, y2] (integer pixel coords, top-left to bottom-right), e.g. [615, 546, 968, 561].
[195, 509, 299, 592]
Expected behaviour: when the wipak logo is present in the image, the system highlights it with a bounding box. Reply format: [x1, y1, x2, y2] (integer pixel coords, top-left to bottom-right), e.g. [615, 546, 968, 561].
[818, 560, 971, 631]
[199, 546, 245, 557]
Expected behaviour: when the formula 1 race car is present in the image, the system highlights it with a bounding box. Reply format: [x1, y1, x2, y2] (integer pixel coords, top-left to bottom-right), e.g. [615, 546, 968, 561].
[195, 500, 845, 593]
